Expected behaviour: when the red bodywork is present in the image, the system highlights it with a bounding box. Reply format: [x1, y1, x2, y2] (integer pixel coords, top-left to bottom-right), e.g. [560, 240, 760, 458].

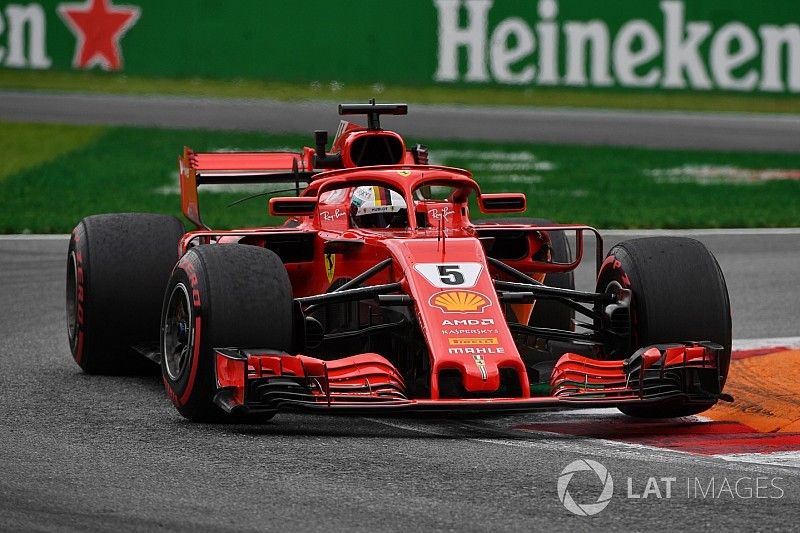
[175, 110, 724, 415]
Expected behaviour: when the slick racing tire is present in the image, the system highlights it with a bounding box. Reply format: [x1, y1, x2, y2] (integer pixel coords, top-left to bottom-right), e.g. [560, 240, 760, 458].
[476, 218, 574, 331]
[595, 237, 731, 418]
[67, 213, 185, 374]
[161, 244, 293, 422]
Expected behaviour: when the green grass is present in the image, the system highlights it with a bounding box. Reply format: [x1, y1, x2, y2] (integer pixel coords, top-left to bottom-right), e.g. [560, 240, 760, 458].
[0, 122, 104, 181]
[3, 70, 800, 114]
[1, 120, 798, 233]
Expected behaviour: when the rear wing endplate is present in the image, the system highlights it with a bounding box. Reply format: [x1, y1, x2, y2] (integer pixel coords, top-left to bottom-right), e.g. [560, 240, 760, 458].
[179, 147, 318, 228]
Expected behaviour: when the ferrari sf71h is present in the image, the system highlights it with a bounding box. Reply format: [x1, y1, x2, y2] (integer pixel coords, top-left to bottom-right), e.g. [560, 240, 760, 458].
[66, 103, 732, 421]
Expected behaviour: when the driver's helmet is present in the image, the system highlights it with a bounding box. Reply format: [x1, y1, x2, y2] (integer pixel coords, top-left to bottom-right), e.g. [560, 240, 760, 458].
[350, 186, 408, 228]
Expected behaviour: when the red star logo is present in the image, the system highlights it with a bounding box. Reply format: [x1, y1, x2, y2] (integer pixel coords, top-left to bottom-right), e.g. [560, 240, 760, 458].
[58, 0, 140, 71]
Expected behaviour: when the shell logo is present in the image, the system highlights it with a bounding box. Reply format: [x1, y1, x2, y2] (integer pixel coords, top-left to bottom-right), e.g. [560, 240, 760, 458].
[429, 290, 491, 313]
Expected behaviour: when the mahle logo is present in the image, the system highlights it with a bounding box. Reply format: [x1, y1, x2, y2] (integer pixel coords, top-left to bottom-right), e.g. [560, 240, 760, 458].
[557, 459, 614, 516]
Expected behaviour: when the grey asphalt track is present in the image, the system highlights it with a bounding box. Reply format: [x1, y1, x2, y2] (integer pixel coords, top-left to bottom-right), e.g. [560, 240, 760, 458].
[1, 233, 799, 532]
[2, 90, 799, 152]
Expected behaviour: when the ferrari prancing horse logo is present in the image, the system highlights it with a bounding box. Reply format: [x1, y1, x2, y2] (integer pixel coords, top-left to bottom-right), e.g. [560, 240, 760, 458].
[324, 253, 335, 283]
[473, 355, 488, 381]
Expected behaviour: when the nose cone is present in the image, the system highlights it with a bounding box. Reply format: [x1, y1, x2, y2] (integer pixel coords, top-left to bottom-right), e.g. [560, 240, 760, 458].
[382, 237, 530, 399]
[435, 351, 527, 397]
[460, 353, 501, 392]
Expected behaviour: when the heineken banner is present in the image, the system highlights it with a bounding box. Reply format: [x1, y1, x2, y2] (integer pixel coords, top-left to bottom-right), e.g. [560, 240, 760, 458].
[0, 0, 798, 93]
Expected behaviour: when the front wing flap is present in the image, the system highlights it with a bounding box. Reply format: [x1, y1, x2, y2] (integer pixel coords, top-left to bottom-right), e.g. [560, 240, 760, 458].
[212, 342, 728, 416]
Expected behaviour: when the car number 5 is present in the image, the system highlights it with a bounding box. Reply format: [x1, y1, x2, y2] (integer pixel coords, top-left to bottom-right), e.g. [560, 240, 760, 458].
[437, 265, 465, 285]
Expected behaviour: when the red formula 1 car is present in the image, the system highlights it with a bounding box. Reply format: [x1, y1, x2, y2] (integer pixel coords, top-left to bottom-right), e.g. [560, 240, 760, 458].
[66, 103, 732, 421]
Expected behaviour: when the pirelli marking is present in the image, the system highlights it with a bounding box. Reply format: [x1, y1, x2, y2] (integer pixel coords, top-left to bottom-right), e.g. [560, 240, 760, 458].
[448, 337, 499, 346]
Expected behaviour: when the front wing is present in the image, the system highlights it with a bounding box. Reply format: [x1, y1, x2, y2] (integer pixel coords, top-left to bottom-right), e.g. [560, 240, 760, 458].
[212, 342, 728, 416]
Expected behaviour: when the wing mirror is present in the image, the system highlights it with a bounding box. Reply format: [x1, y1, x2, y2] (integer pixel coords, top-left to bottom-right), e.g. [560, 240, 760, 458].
[269, 197, 317, 217]
[478, 193, 526, 214]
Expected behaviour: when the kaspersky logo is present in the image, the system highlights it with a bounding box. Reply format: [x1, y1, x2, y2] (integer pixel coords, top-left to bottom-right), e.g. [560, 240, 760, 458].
[0, 0, 139, 71]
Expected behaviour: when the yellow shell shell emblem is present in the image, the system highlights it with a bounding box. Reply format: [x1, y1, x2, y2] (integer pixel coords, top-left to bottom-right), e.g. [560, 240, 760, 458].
[430, 290, 491, 313]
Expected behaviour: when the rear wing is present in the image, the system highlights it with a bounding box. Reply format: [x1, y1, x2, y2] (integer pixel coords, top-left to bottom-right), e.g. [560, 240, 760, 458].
[179, 147, 318, 228]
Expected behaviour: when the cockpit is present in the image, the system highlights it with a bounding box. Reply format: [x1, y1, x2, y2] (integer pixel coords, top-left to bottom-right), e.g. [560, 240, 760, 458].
[315, 177, 474, 231]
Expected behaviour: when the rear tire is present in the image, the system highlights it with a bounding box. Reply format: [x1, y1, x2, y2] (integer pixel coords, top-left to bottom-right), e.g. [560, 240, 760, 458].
[161, 244, 293, 422]
[66, 213, 185, 374]
[595, 237, 731, 418]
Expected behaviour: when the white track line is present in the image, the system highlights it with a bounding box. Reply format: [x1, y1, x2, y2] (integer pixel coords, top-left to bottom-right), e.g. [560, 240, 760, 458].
[2, 228, 800, 241]
[0, 234, 70, 240]
[599, 228, 800, 236]
[717, 452, 800, 469]
[733, 337, 800, 350]
[365, 417, 798, 474]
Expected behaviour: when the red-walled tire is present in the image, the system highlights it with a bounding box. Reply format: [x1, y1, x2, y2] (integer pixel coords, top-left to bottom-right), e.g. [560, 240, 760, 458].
[66, 213, 185, 374]
[161, 244, 293, 422]
[595, 237, 731, 418]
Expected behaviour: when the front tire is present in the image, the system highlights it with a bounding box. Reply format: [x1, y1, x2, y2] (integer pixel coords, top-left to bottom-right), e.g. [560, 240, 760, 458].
[596, 237, 731, 418]
[161, 244, 293, 422]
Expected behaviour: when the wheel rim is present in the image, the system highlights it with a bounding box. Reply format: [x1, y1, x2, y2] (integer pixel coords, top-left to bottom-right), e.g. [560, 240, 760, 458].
[163, 283, 193, 381]
[66, 251, 78, 346]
